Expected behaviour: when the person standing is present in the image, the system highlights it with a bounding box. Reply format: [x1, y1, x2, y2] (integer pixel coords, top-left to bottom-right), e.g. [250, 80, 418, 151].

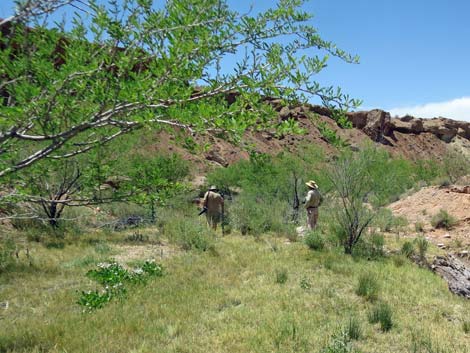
[304, 180, 323, 230]
[202, 185, 224, 231]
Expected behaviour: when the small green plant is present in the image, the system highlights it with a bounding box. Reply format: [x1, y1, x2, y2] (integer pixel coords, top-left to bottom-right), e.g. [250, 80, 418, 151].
[94, 242, 111, 255]
[414, 236, 428, 262]
[299, 277, 311, 290]
[78, 260, 163, 311]
[368, 302, 393, 332]
[431, 209, 457, 230]
[125, 232, 148, 242]
[305, 230, 325, 251]
[317, 121, 348, 147]
[463, 321, 470, 334]
[410, 331, 446, 353]
[163, 218, 214, 251]
[392, 254, 407, 267]
[331, 109, 353, 129]
[320, 330, 358, 353]
[352, 233, 384, 260]
[356, 272, 380, 301]
[414, 221, 425, 233]
[345, 317, 362, 341]
[77, 290, 113, 310]
[401, 241, 415, 258]
[275, 268, 288, 284]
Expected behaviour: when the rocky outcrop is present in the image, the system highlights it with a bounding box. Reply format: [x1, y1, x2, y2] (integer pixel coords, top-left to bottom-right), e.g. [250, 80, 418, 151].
[344, 108, 470, 144]
[449, 186, 470, 194]
[389, 116, 470, 142]
[347, 109, 393, 142]
[431, 255, 470, 299]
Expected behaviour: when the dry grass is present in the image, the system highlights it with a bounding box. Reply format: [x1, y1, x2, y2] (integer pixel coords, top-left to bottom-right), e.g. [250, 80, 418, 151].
[1, 232, 469, 353]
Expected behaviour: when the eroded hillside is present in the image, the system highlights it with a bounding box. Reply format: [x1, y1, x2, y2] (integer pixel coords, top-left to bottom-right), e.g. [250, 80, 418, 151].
[145, 100, 470, 170]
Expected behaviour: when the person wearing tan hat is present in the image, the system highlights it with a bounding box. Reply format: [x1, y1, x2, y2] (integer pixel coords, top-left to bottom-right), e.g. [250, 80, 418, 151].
[202, 185, 224, 231]
[304, 180, 323, 230]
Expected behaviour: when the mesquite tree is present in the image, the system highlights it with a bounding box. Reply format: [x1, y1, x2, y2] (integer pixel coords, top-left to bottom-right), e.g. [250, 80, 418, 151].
[0, 0, 360, 211]
[328, 151, 374, 254]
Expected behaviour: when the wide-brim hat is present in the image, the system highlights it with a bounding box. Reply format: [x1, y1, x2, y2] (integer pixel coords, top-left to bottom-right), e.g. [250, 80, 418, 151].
[209, 185, 218, 191]
[305, 180, 318, 189]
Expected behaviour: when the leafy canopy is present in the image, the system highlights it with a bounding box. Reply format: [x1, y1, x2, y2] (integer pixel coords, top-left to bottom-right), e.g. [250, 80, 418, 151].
[0, 0, 360, 179]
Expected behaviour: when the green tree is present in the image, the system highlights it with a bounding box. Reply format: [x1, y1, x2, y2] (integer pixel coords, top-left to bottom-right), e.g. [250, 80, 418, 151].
[328, 151, 374, 254]
[127, 154, 189, 222]
[0, 0, 359, 180]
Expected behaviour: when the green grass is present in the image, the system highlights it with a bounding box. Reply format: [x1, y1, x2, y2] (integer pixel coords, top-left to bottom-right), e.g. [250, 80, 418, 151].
[1, 233, 469, 353]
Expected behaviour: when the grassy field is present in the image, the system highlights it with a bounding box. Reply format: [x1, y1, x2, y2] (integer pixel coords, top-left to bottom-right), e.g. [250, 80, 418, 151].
[1, 230, 469, 353]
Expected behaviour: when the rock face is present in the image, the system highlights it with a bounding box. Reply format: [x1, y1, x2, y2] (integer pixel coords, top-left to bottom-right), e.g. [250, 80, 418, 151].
[431, 255, 470, 299]
[346, 109, 470, 144]
[449, 186, 470, 194]
[347, 109, 392, 142]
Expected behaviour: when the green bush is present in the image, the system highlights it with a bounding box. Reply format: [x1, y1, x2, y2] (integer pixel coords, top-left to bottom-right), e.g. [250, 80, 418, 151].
[414, 236, 429, 262]
[346, 317, 362, 341]
[409, 332, 447, 353]
[79, 260, 164, 311]
[356, 272, 380, 301]
[162, 217, 214, 251]
[299, 277, 311, 290]
[463, 321, 470, 334]
[401, 241, 415, 258]
[305, 230, 325, 251]
[392, 254, 408, 267]
[431, 209, 457, 230]
[352, 233, 384, 260]
[229, 194, 291, 236]
[320, 330, 358, 353]
[368, 302, 393, 332]
[414, 221, 425, 233]
[275, 268, 288, 284]
[374, 208, 407, 233]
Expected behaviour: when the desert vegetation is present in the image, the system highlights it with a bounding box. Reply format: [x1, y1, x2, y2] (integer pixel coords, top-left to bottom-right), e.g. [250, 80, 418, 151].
[1, 1, 470, 352]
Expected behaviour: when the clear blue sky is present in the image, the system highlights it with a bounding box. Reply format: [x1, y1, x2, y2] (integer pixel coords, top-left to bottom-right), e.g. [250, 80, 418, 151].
[2, 0, 470, 120]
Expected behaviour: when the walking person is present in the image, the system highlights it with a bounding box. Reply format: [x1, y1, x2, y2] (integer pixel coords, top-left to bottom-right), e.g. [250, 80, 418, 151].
[304, 180, 323, 230]
[202, 185, 224, 231]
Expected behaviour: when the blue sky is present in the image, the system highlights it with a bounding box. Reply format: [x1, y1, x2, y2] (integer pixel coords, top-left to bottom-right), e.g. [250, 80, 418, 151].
[2, 0, 470, 120]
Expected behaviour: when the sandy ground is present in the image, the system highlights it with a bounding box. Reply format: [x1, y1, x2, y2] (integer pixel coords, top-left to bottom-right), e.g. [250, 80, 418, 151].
[388, 186, 470, 252]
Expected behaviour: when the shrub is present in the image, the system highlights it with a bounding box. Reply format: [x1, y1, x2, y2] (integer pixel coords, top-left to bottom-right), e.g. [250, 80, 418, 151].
[275, 268, 288, 284]
[299, 277, 311, 290]
[410, 331, 447, 353]
[431, 209, 457, 230]
[374, 209, 407, 233]
[401, 241, 415, 258]
[392, 254, 407, 267]
[352, 233, 384, 260]
[414, 236, 428, 262]
[346, 317, 362, 341]
[356, 272, 380, 301]
[414, 221, 425, 233]
[229, 195, 291, 237]
[320, 330, 358, 353]
[368, 302, 393, 332]
[328, 151, 375, 254]
[305, 230, 325, 251]
[463, 321, 470, 334]
[162, 218, 214, 251]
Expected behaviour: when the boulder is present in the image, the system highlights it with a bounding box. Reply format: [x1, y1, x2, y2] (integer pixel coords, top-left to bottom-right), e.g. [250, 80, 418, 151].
[206, 149, 229, 167]
[347, 109, 392, 142]
[431, 255, 470, 299]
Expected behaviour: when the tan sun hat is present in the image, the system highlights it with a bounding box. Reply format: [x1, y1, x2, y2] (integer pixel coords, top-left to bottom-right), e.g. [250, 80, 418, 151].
[209, 185, 218, 191]
[305, 180, 318, 189]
